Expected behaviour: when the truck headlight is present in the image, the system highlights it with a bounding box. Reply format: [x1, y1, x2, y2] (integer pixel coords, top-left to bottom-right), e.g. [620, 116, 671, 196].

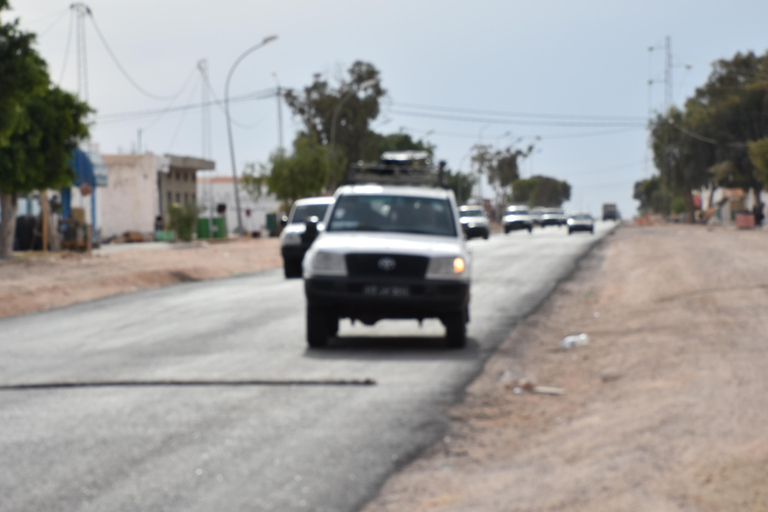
[426, 256, 467, 279]
[307, 251, 347, 277]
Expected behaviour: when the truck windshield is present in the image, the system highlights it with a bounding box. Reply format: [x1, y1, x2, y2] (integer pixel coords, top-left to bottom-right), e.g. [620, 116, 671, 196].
[327, 194, 457, 237]
[291, 204, 330, 224]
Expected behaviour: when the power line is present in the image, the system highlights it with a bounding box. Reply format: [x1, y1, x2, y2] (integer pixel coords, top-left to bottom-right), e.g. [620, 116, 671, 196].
[95, 88, 277, 124]
[167, 77, 201, 153]
[389, 108, 645, 128]
[57, 10, 74, 85]
[36, 9, 69, 37]
[392, 102, 646, 123]
[138, 68, 199, 132]
[86, 8, 195, 101]
[198, 65, 259, 129]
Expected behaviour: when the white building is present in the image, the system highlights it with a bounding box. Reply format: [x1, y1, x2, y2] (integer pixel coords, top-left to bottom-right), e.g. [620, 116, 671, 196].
[98, 153, 215, 239]
[197, 176, 281, 236]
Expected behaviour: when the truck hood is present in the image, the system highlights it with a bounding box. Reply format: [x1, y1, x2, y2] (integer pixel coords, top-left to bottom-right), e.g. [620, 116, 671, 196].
[309, 231, 467, 258]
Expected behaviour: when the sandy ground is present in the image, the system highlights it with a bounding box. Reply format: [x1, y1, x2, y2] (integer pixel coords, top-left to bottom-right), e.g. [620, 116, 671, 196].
[0, 238, 282, 319]
[363, 224, 768, 512]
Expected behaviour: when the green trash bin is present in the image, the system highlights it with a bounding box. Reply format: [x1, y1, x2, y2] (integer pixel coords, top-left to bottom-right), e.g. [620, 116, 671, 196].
[197, 218, 228, 239]
[266, 212, 277, 237]
[213, 217, 227, 239]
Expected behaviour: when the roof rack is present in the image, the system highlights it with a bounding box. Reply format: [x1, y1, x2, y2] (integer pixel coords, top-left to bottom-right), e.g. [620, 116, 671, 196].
[345, 151, 445, 187]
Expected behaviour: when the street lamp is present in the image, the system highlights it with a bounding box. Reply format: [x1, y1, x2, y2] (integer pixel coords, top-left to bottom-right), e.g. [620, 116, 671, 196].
[329, 78, 378, 175]
[225, 34, 278, 235]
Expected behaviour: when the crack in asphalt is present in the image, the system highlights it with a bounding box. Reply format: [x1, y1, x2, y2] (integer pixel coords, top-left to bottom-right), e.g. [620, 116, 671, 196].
[0, 378, 377, 390]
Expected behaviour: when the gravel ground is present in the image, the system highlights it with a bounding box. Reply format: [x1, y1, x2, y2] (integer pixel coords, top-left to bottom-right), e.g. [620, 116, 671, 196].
[362, 224, 768, 512]
[0, 238, 281, 319]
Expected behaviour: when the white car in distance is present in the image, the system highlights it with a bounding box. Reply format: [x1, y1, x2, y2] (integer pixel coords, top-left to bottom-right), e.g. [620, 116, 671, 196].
[503, 206, 533, 233]
[280, 196, 335, 278]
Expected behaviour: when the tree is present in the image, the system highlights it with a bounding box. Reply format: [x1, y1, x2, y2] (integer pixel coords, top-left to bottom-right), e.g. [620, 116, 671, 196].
[650, 51, 768, 221]
[0, 86, 91, 258]
[511, 175, 571, 207]
[748, 137, 768, 188]
[283, 61, 386, 188]
[649, 108, 712, 222]
[259, 135, 330, 209]
[443, 170, 475, 205]
[0, 1, 48, 146]
[471, 143, 533, 202]
[363, 132, 434, 161]
[633, 176, 674, 216]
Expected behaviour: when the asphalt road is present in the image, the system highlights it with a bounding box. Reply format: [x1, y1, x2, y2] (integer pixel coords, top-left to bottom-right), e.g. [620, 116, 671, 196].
[0, 222, 614, 512]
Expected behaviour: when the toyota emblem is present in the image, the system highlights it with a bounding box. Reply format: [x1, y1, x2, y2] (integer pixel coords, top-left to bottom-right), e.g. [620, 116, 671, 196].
[377, 257, 397, 271]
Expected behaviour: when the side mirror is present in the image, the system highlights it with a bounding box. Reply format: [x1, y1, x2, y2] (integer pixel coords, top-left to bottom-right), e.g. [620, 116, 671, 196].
[280, 215, 288, 226]
[301, 216, 320, 246]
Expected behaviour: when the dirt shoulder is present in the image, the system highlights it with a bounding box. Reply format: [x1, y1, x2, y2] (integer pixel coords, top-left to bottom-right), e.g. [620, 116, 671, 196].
[363, 224, 768, 512]
[0, 238, 282, 319]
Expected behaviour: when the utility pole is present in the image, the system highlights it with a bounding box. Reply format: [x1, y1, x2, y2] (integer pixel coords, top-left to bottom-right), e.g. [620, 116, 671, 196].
[198, 58, 215, 239]
[273, 72, 284, 152]
[137, 129, 142, 153]
[664, 35, 672, 114]
[71, 3, 91, 102]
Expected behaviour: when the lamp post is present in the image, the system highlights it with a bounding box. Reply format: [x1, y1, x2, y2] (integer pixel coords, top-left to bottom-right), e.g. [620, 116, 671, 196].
[225, 34, 277, 235]
[329, 78, 378, 180]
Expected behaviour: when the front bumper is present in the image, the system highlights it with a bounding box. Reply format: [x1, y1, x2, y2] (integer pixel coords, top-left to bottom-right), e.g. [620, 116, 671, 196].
[541, 218, 563, 226]
[504, 220, 531, 230]
[568, 223, 593, 231]
[461, 224, 489, 237]
[305, 276, 470, 321]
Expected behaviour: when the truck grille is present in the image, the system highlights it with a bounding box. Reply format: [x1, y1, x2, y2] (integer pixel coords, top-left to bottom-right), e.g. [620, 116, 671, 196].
[345, 254, 429, 278]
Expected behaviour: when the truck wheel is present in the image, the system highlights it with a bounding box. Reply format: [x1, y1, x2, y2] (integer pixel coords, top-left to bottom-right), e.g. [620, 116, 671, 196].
[443, 311, 467, 349]
[307, 306, 329, 348]
[483, 231, 489, 240]
[568, 229, 573, 235]
[528, 226, 533, 233]
[284, 258, 302, 278]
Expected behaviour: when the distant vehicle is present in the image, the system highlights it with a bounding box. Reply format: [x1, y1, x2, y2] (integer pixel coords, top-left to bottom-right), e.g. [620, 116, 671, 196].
[302, 151, 471, 349]
[602, 203, 620, 221]
[540, 207, 566, 227]
[458, 205, 490, 240]
[529, 207, 545, 227]
[280, 196, 334, 278]
[503, 205, 533, 233]
[567, 213, 594, 235]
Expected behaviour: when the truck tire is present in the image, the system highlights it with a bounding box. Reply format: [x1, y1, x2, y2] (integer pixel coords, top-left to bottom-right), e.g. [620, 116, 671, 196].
[307, 306, 329, 348]
[443, 311, 467, 349]
[284, 258, 302, 278]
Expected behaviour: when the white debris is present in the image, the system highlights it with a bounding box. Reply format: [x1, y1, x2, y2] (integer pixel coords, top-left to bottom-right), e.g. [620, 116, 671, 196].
[561, 333, 589, 349]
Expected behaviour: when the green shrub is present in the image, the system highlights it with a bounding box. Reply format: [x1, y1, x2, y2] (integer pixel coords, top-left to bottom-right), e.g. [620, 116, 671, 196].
[168, 203, 200, 242]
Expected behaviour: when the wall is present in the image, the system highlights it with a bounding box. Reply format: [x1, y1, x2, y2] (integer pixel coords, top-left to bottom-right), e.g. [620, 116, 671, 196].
[100, 154, 158, 239]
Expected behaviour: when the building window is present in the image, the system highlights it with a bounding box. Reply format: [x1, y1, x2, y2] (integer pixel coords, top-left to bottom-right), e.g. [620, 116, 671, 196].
[167, 191, 172, 208]
[183, 172, 188, 181]
[192, 193, 196, 203]
[184, 193, 189, 204]
[176, 193, 181, 203]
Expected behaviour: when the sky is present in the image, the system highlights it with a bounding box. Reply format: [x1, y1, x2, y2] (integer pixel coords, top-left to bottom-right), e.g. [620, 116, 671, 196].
[9, 0, 768, 217]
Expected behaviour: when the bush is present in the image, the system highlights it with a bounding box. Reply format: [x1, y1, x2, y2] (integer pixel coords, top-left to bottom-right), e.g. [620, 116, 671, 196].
[168, 203, 200, 242]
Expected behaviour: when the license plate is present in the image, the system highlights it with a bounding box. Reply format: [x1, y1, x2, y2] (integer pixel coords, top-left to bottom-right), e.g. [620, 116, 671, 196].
[363, 285, 409, 297]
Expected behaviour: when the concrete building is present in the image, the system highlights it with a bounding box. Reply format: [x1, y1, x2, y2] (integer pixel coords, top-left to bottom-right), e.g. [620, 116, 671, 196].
[99, 153, 214, 239]
[197, 176, 281, 236]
